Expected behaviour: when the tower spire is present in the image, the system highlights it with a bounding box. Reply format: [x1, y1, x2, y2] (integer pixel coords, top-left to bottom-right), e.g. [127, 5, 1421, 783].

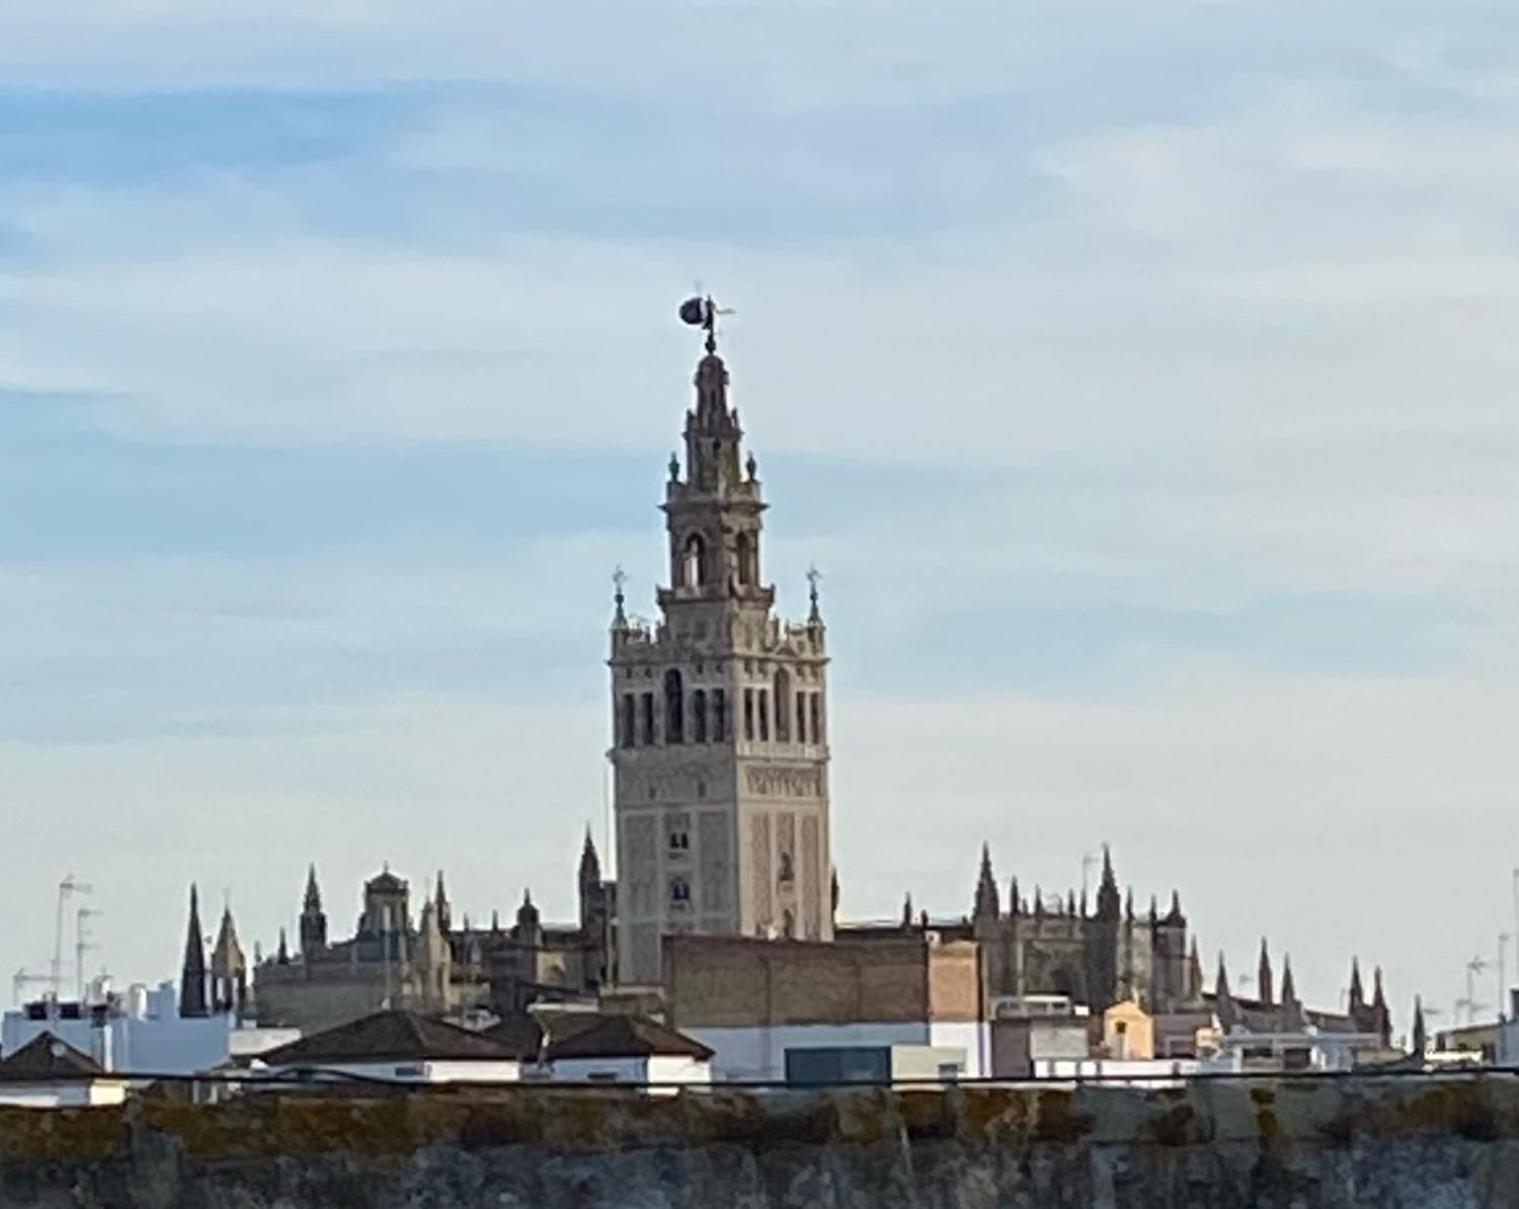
[1258, 937, 1274, 1007]
[299, 863, 328, 956]
[179, 884, 208, 1019]
[973, 843, 1000, 921]
[1348, 956, 1365, 1012]
[434, 870, 451, 934]
[1097, 845, 1120, 920]
[1412, 995, 1427, 1056]
[1215, 953, 1237, 1032]
[1280, 953, 1303, 1030]
[611, 566, 627, 628]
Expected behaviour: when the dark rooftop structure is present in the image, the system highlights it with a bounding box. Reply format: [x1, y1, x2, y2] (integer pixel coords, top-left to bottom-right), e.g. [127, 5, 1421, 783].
[545, 1014, 712, 1061]
[256, 1010, 519, 1067]
[0, 1033, 107, 1082]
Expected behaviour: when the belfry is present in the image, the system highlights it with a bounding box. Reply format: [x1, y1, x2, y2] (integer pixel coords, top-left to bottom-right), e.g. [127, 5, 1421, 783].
[609, 299, 834, 983]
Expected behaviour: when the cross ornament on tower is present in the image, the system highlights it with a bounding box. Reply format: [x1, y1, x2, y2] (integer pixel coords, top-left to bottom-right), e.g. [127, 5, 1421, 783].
[806, 564, 822, 622]
[612, 566, 627, 624]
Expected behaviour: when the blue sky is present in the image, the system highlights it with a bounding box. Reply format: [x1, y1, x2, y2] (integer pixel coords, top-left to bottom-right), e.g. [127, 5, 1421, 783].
[4, 1, 1519, 1031]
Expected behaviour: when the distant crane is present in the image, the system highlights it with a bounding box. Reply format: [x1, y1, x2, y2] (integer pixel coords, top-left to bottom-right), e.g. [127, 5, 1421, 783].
[1463, 956, 1489, 1025]
[51, 875, 93, 1001]
[11, 968, 53, 1008]
[75, 907, 103, 1003]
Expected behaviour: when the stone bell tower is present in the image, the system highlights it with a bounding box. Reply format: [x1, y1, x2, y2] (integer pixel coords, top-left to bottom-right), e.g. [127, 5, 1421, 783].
[609, 300, 833, 985]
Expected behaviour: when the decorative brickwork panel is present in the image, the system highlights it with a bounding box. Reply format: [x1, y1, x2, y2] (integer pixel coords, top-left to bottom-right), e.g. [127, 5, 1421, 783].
[698, 812, 730, 914]
[801, 816, 821, 939]
[752, 813, 772, 925]
[631, 923, 660, 984]
[625, 815, 657, 916]
[745, 765, 823, 798]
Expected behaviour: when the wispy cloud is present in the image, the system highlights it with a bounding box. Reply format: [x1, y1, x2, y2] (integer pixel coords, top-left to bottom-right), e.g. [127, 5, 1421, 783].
[2, 1, 1518, 1020]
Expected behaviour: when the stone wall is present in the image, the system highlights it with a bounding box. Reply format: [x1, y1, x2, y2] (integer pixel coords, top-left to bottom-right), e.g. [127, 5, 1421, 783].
[3, 1077, 1519, 1207]
[666, 934, 981, 1028]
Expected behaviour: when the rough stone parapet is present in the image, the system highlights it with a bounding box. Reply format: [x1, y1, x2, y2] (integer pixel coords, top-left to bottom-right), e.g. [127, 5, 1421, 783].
[2, 1077, 1519, 1207]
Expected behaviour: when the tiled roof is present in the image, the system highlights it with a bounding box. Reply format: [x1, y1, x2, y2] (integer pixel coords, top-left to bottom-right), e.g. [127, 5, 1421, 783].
[0, 1033, 106, 1082]
[255, 1010, 519, 1066]
[479, 1014, 544, 1061]
[545, 1014, 712, 1061]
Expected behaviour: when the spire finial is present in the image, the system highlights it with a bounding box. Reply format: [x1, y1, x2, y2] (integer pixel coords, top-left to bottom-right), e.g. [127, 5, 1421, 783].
[807, 565, 823, 623]
[612, 565, 627, 626]
[679, 294, 729, 355]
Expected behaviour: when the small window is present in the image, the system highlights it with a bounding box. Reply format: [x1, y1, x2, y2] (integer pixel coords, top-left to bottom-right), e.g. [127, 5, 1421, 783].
[778, 852, 794, 884]
[809, 693, 823, 743]
[758, 690, 770, 741]
[641, 693, 655, 745]
[743, 689, 755, 741]
[671, 877, 691, 906]
[692, 690, 708, 743]
[668, 830, 690, 852]
[795, 693, 807, 744]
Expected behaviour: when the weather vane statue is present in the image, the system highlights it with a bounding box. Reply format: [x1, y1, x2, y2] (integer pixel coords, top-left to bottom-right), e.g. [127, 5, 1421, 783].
[678, 293, 733, 354]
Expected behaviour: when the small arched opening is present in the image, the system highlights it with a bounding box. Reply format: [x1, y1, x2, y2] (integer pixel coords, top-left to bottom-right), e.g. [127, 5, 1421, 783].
[692, 689, 708, 743]
[774, 669, 792, 741]
[682, 533, 706, 588]
[664, 669, 684, 744]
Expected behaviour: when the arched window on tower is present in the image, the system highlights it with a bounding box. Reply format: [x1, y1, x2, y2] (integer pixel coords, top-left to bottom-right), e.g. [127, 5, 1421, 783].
[810, 693, 824, 744]
[682, 533, 705, 588]
[712, 689, 728, 742]
[796, 691, 807, 744]
[620, 694, 636, 749]
[664, 669, 684, 744]
[774, 669, 791, 741]
[735, 532, 754, 587]
[692, 689, 708, 743]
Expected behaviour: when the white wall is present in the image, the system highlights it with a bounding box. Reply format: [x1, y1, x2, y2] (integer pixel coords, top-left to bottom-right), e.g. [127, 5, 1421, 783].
[1036, 1058, 1201, 1085]
[685, 1021, 988, 1082]
[549, 1055, 711, 1088]
[928, 1022, 990, 1078]
[258, 1058, 521, 1085]
[0, 1080, 127, 1108]
[550, 1056, 649, 1083]
[686, 1021, 933, 1082]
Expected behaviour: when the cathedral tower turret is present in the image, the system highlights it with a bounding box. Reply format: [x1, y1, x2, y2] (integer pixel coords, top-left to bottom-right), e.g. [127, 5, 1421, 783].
[179, 884, 208, 1019]
[299, 864, 327, 956]
[610, 300, 834, 983]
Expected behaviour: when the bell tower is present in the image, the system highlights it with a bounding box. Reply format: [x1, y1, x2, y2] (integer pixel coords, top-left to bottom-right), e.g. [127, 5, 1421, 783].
[609, 299, 833, 985]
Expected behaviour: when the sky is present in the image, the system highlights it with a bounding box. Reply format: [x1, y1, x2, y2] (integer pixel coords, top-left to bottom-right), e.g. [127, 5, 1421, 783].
[3, 1, 1519, 1036]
